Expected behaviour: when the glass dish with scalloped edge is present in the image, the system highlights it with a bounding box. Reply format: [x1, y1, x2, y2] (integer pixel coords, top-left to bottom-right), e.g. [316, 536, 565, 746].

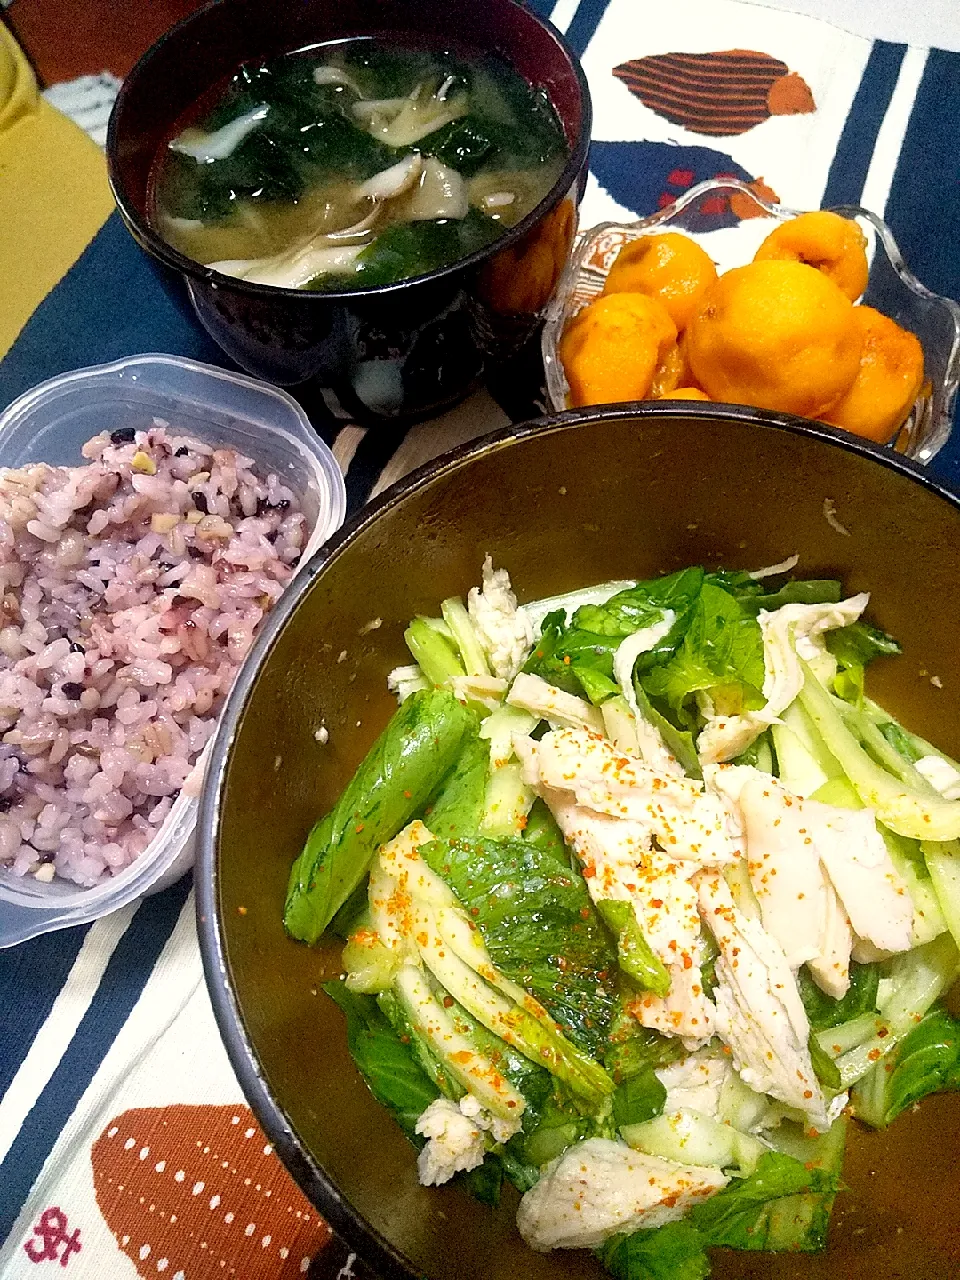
[541, 178, 960, 462]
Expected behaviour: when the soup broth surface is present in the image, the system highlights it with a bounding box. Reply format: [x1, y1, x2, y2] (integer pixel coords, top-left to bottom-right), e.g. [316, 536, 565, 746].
[151, 38, 568, 292]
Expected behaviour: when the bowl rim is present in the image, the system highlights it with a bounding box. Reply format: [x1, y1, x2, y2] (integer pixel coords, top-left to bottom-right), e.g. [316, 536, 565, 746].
[106, 0, 592, 303]
[540, 177, 960, 463]
[196, 399, 960, 1278]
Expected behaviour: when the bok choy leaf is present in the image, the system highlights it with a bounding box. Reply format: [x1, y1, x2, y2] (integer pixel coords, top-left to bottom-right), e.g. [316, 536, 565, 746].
[285, 688, 477, 943]
[852, 1006, 960, 1128]
[323, 981, 439, 1138]
[420, 834, 618, 1055]
[690, 1150, 842, 1252]
[797, 660, 960, 840]
[639, 584, 766, 729]
[598, 1221, 710, 1280]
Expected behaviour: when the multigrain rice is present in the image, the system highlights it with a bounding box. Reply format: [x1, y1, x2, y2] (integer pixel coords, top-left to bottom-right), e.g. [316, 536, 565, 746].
[0, 423, 306, 885]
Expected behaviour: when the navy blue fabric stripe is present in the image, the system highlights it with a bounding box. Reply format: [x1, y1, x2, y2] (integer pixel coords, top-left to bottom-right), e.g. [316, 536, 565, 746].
[343, 428, 408, 513]
[821, 40, 906, 207]
[882, 47, 960, 490]
[525, 0, 556, 20]
[884, 49, 960, 306]
[564, 0, 611, 57]
[0, 925, 90, 1101]
[0, 874, 192, 1240]
[0, 214, 228, 411]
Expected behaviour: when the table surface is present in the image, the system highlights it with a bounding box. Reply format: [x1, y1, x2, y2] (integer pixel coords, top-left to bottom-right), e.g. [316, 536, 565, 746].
[3, 1, 960, 1277]
[4, 0, 203, 83]
[7, 0, 960, 84]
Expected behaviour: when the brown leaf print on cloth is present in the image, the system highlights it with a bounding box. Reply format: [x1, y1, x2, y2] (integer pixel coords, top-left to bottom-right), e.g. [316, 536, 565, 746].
[613, 50, 815, 136]
[92, 1104, 331, 1277]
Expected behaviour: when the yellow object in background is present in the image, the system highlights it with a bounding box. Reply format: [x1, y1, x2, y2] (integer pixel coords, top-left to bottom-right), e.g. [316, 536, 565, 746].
[602, 231, 718, 332]
[559, 292, 677, 406]
[0, 23, 115, 357]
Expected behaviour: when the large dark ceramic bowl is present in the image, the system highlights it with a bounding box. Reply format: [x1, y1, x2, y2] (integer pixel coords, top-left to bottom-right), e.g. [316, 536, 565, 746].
[107, 0, 590, 426]
[197, 404, 960, 1279]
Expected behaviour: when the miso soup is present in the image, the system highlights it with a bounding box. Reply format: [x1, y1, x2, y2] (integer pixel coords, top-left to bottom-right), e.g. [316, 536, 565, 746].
[150, 38, 568, 292]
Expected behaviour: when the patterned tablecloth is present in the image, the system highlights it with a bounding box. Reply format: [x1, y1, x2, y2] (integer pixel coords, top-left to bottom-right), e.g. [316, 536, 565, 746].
[1, 0, 960, 1276]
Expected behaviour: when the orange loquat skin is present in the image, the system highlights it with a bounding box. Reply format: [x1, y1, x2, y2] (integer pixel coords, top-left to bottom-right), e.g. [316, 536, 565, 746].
[602, 232, 718, 331]
[686, 260, 863, 418]
[753, 210, 869, 301]
[651, 342, 687, 397]
[659, 387, 711, 401]
[819, 306, 925, 443]
[560, 292, 677, 406]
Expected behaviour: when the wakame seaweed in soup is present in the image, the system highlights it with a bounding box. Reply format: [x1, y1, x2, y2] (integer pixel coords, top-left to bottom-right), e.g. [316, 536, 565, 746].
[150, 39, 568, 292]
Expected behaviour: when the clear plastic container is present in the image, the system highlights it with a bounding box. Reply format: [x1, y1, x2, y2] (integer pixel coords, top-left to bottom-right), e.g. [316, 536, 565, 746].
[0, 354, 346, 946]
